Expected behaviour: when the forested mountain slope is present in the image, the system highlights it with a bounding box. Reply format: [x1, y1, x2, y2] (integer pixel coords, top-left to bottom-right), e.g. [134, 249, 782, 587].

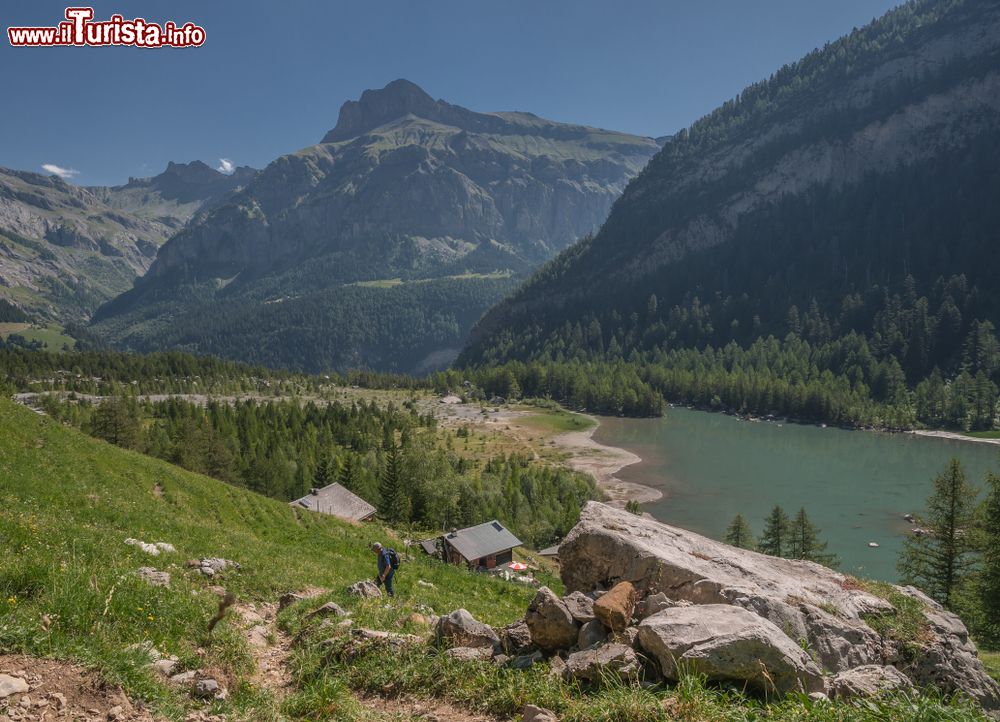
[461, 0, 1000, 430]
[0, 162, 253, 320]
[90, 80, 660, 373]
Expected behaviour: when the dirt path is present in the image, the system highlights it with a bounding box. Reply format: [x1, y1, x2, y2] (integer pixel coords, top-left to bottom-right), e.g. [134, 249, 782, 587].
[232, 601, 295, 694]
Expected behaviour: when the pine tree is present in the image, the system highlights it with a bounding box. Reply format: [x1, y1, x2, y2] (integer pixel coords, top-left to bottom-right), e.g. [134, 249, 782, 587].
[977, 472, 1000, 646]
[724, 514, 755, 550]
[378, 443, 409, 523]
[788, 507, 837, 566]
[758, 505, 790, 557]
[898, 458, 979, 607]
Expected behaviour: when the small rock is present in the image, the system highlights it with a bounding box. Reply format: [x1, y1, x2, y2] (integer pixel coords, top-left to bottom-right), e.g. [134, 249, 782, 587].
[417, 580, 436, 588]
[154, 542, 176, 553]
[18, 697, 30, 709]
[107, 706, 124, 721]
[562, 591, 595, 623]
[49, 693, 66, 710]
[192, 679, 219, 699]
[169, 671, 197, 686]
[565, 643, 640, 682]
[0, 675, 29, 700]
[510, 650, 544, 670]
[523, 704, 558, 722]
[278, 592, 304, 611]
[500, 620, 534, 655]
[346, 580, 382, 599]
[149, 658, 178, 677]
[136, 567, 170, 587]
[435, 609, 500, 649]
[637, 592, 672, 620]
[306, 601, 348, 619]
[577, 619, 608, 650]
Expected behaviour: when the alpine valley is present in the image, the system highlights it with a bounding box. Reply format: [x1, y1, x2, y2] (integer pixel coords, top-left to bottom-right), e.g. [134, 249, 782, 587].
[88, 79, 659, 373]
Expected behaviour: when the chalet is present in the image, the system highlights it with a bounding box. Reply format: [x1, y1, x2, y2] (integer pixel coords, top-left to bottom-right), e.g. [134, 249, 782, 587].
[421, 520, 522, 570]
[538, 544, 560, 561]
[290, 483, 376, 522]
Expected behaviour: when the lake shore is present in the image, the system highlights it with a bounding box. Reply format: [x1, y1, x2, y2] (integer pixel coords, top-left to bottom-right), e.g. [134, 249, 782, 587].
[909, 429, 1000, 446]
[552, 414, 662, 507]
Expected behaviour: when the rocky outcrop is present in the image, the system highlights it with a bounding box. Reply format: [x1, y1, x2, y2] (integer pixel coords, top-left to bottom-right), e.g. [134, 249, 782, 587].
[638, 605, 824, 695]
[559, 502, 1000, 710]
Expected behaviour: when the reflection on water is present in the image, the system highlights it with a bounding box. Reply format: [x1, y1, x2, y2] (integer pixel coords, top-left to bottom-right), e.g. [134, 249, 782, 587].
[595, 408, 999, 581]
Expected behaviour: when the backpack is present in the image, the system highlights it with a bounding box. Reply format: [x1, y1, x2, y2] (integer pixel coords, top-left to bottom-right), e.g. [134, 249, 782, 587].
[386, 548, 401, 570]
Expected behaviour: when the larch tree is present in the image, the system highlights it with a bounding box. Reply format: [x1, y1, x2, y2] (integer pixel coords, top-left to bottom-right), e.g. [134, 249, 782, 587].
[724, 514, 756, 550]
[758, 505, 791, 557]
[788, 507, 837, 566]
[897, 458, 979, 608]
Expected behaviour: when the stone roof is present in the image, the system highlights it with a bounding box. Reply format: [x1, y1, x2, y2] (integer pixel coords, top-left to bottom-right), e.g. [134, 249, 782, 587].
[291, 483, 376, 521]
[444, 520, 522, 561]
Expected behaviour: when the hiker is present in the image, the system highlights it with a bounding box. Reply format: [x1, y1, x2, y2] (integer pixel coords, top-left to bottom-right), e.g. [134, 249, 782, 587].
[371, 542, 398, 597]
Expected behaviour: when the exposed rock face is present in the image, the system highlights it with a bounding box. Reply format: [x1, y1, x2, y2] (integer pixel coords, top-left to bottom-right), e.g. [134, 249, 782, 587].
[525, 587, 579, 652]
[564, 643, 640, 683]
[638, 605, 824, 695]
[560, 502, 1000, 710]
[829, 665, 913, 699]
[592, 581, 637, 633]
[435, 609, 500, 650]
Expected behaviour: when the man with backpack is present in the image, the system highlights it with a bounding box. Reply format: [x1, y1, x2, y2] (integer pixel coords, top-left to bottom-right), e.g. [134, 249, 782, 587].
[371, 542, 399, 598]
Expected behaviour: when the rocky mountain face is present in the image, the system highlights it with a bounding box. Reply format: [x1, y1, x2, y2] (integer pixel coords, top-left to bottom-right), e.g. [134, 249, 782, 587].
[91, 80, 660, 373]
[460, 0, 1000, 367]
[0, 162, 254, 320]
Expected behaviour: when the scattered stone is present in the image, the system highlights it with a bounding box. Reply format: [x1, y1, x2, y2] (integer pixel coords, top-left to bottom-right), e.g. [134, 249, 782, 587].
[638, 604, 824, 695]
[124, 538, 160, 555]
[154, 542, 176, 553]
[406, 613, 431, 626]
[510, 650, 544, 670]
[346, 580, 382, 599]
[562, 591, 595, 623]
[592, 581, 637, 634]
[136, 567, 170, 587]
[523, 704, 558, 722]
[0, 675, 29, 699]
[525, 587, 579, 651]
[445, 647, 494, 662]
[435, 609, 500, 649]
[565, 643, 640, 682]
[829, 665, 914, 699]
[548, 655, 567, 680]
[577, 619, 608, 650]
[168, 671, 197, 687]
[149, 658, 179, 677]
[501, 620, 534, 656]
[306, 601, 348, 619]
[417, 580, 436, 588]
[613, 626, 640, 648]
[637, 592, 672, 620]
[48, 693, 66, 710]
[192, 679, 219, 699]
[278, 592, 305, 611]
[107, 705, 124, 721]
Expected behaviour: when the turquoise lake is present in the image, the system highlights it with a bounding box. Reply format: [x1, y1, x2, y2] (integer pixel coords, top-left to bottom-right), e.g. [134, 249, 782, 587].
[594, 408, 1000, 581]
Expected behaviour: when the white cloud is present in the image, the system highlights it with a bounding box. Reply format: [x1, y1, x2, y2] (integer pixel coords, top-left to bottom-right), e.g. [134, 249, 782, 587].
[41, 163, 79, 179]
[216, 158, 235, 174]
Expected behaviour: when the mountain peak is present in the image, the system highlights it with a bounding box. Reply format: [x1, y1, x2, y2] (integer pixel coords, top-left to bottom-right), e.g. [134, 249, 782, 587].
[322, 79, 444, 143]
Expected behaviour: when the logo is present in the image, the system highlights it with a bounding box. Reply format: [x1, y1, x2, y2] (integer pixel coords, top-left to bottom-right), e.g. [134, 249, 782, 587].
[8, 7, 206, 48]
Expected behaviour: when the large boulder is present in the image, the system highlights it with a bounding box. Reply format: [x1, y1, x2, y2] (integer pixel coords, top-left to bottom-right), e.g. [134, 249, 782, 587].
[565, 643, 640, 682]
[435, 609, 500, 650]
[525, 587, 579, 652]
[561, 502, 1000, 710]
[592, 581, 637, 633]
[638, 605, 824, 695]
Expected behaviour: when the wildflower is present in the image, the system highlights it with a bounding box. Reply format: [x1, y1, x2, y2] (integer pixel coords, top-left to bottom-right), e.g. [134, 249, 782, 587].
[6, 596, 15, 605]
[147, 615, 155, 622]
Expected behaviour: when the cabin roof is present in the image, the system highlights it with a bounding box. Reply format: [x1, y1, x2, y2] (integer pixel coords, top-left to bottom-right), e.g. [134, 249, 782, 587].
[291, 483, 376, 521]
[538, 544, 560, 557]
[444, 520, 522, 561]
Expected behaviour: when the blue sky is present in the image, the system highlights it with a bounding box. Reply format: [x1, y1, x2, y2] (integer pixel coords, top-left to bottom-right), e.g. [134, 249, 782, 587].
[1, 1, 901, 186]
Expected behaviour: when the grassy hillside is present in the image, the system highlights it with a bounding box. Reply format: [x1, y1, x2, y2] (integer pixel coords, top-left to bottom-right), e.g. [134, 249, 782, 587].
[0, 398, 994, 721]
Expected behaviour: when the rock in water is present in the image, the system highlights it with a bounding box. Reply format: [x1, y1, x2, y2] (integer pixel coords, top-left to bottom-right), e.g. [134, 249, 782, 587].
[525, 587, 579, 652]
[560, 501, 1000, 710]
[592, 581, 637, 633]
[638, 605, 824, 695]
[435, 609, 500, 650]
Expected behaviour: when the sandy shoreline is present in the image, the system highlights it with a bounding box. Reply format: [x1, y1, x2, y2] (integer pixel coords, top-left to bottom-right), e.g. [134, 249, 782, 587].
[552, 414, 662, 507]
[908, 429, 1000, 446]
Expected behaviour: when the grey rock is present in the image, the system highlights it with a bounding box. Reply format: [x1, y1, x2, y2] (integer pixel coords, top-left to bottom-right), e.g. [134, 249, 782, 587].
[135, 567, 170, 587]
[192, 678, 219, 699]
[278, 592, 305, 611]
[168, 670, 197, 686]
[561, 502, 1000, 709]
[525, 587, 579, 652]
[829, 665, 913, 699]
[347, 580, 382, 599]
[0, 675, 29, 699]
[148, 658, 178, 677]
[435, 609, 500, 650]
[562, 592, 595, 623]
[638, 604, 824, 695]
[306, 601, 348, 619]
[576, 619, 608, 650]
[565, 643, 640, 682]
[510, 650, 544, 670]
[523, 704, 559, 722]
[637, 592, 672, 620]
[501, 620, 534, 655]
